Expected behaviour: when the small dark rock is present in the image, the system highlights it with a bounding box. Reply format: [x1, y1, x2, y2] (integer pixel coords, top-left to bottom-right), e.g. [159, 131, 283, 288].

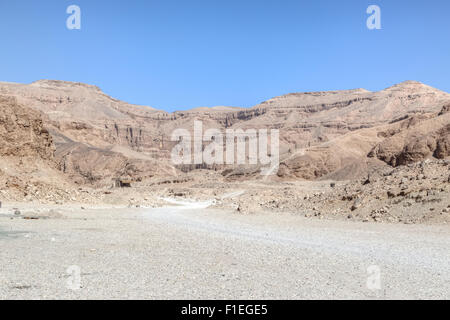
[351, 198, 362, 211]
[362, 175, 371, 185]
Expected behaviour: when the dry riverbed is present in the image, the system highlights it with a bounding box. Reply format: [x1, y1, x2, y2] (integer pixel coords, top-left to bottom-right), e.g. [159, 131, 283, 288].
[0, 201, 449, 299]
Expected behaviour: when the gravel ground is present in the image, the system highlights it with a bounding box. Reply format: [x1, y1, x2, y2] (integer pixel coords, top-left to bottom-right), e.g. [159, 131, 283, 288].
[0, 202, 449, 299]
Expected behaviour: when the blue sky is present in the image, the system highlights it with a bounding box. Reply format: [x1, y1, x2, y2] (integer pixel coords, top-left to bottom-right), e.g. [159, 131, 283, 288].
[0, 0, 449, 112]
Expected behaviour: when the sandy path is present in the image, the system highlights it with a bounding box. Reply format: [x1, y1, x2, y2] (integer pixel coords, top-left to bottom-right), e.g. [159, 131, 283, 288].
[0, 202, 449, 299]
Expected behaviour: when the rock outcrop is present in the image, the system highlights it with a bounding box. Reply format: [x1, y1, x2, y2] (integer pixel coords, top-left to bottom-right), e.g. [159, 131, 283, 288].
[0, 96, 74, 202]
[368, 107, 450, 166]
[0, 96, 54, 160]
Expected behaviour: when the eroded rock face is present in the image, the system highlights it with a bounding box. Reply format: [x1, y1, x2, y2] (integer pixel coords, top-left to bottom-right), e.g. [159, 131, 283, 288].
[438, 103, 450, 115]
[0, 80, 449, 184]
[0, 96, 54, 160]
[368, 108, 450, 167]
[0, 96, 78, 203]
[56, 142, 177, 185]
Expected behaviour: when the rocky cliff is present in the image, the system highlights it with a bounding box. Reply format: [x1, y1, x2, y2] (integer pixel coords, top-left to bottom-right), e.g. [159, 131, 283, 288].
[0, 80, 449, 185]
[0, 96, 54, 159]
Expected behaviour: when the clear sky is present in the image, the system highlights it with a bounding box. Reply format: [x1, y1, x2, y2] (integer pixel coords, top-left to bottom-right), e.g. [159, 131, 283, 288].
[0, 0, 449, 112]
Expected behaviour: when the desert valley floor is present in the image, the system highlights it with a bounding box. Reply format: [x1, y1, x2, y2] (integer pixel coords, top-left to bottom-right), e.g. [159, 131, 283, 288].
[1, 202, 449, 299]
[0, 79, 449, 299]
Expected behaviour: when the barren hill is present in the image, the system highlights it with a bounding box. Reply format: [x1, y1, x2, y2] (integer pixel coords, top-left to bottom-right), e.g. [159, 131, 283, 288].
[278, 104, 450, 181]
[0, 79, 449, 186]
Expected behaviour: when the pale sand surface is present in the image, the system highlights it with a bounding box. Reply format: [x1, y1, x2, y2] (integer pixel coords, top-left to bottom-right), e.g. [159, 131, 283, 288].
[0, 201, 449, 299]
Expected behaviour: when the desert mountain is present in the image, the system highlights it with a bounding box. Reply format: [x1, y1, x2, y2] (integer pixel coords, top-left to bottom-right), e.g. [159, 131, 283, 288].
[278, 104, 450, 181]
[0, 79, 449, 186]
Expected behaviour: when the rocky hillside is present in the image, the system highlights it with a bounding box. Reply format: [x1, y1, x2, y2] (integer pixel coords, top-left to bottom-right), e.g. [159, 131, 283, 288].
[0, 80, 449, 185]
[0, 96, 76, 202]
[276, 103, 450, 181]
[215, 158, 450, 224]
[368, 105, 450, 166]
[0, 96, 54, 159]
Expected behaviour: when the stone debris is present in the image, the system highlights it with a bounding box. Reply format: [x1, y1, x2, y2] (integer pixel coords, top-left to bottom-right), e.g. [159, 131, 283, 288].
[213, 159, 450, 224]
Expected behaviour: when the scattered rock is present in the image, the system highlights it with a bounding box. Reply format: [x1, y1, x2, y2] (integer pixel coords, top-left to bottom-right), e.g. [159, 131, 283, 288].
[351, 198, 363, 211]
